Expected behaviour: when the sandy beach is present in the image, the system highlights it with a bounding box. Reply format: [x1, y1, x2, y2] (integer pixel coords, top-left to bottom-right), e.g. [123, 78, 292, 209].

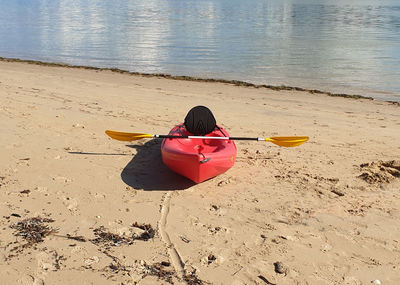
[0, 60, 399, 285]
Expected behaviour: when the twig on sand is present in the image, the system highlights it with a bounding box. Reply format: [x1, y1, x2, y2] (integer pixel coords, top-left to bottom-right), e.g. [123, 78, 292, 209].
[232, 266, 243, 276]
[258, 275, 276, 285]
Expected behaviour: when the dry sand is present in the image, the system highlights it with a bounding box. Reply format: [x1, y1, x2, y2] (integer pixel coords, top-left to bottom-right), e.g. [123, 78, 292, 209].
[0, 61, 399, 285]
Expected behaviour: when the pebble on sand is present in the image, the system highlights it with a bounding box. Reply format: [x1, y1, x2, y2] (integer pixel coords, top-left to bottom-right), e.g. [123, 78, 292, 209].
[274, 261, 288, 274]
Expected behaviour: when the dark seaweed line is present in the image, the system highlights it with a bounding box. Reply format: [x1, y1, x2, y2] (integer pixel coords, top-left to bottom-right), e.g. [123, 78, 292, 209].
[0, 56, 377, 101]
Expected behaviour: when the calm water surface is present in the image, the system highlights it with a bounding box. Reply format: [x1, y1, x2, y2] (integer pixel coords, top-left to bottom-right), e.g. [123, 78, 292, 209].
[0, 0, 399, 101]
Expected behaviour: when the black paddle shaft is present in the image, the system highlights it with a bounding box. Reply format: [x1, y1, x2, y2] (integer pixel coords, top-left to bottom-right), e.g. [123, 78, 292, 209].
[156, 135, 259, 141]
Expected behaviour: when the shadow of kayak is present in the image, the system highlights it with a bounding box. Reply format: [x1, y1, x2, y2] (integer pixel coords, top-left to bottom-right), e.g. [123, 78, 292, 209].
[121, 140, 195, 191]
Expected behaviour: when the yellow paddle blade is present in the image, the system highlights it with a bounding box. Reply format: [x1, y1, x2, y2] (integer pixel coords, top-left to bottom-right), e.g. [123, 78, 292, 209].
[265, 136, 309, 147]
[105, 130, 153, 141]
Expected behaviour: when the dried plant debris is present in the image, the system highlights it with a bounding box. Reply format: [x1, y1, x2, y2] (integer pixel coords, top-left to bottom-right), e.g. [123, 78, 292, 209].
[91, 226, 135, 247]
[10, 217, 57, 245]
[108, 261, 131, 275]
[94, 252, 133, 281]
[132, 222, 155, 240]
[65, 234, 87, 242]
[207, 254, 216, 264]
[183, 269, 210, 285]
[136, 261, 208, 285]
[330, 188, 345, 196]
[100, 259, 174, 284]
[53, 250, 67, 270]
[359, 160, 400, 184]
[6, 217, 57, 258]
[143, 261, 175, 284]
[0, 57, 373, 100]
[91, 223, 155, 247]
[180, 236, 191, 243]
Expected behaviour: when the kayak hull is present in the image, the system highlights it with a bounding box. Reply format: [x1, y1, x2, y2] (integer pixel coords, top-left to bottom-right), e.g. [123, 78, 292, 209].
[161, 124, 237, 183]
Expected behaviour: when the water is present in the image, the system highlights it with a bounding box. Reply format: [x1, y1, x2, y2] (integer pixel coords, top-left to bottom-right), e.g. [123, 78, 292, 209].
[0, 0, 399, 101]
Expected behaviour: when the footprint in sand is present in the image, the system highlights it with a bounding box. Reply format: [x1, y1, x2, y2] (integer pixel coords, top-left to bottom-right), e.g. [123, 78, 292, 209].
[35, 186, 48, 194]
[62, 197, 79, 213]
[84, 256, 100, 265]
[18, 275, 44, 285]
[359, 160, 400, 184]
[35, 251, 63, 283]
[53, 176, 72, 183]
[37, 251, 58, 271]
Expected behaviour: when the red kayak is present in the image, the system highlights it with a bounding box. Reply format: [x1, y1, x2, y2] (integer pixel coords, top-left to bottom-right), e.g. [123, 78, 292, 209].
[161, 124, 237, 183]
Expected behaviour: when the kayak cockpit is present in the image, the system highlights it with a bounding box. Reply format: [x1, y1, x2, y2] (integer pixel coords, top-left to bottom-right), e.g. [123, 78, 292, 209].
[161, 124, 237, 183]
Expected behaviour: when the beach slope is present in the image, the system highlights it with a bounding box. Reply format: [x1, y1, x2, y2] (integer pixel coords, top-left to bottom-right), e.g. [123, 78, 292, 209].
[0, 61, 399, 284]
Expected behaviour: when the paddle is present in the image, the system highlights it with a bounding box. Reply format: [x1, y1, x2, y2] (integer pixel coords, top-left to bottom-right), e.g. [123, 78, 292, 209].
[105, 130, 308, 147]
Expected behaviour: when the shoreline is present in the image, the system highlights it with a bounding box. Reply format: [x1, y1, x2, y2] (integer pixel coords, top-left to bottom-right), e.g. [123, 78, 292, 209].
[0, 56, 382, 103]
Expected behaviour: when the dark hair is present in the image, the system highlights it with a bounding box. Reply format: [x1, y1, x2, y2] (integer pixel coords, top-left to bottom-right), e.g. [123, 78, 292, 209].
[184, 106, 216, 135]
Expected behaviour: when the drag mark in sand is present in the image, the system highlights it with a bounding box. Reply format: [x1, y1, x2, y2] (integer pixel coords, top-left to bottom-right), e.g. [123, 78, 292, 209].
[159, 192, 185, 278]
